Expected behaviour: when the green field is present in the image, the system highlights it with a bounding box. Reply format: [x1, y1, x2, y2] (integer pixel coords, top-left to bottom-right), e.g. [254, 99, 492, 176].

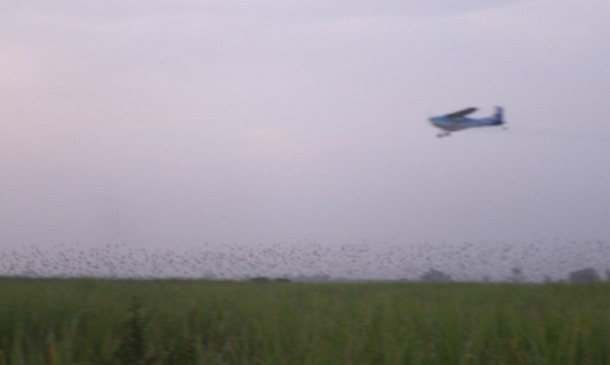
[0, 278, 608, 364]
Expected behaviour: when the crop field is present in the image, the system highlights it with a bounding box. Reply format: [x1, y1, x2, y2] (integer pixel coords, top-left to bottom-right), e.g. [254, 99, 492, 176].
[0, 278, 608, 365]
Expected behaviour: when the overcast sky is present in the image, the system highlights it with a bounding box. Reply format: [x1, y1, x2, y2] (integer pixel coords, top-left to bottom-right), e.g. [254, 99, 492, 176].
[1, 0, 609, 252]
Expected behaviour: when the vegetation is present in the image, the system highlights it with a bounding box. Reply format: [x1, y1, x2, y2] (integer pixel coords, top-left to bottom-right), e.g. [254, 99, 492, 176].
[0, 278, 608, 364]
[419, 269, 452, 282]
[568, 268, 601, 283]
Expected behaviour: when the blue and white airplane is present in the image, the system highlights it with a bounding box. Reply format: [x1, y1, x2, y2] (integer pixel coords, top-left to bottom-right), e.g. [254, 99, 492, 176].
[429, 106, 505, 138]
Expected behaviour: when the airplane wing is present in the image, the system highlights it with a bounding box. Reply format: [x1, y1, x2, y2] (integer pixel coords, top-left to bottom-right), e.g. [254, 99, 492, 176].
[444, 107, 477, 119]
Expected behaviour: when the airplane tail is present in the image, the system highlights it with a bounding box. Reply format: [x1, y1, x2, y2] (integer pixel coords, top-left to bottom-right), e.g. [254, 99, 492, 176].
[493, 106, 504, 124]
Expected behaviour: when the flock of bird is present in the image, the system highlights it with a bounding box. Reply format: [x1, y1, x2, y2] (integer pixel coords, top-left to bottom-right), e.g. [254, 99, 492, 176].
[0, 239, 608, 282]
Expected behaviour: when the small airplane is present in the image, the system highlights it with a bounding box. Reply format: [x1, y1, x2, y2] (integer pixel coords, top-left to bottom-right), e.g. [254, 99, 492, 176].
[429, 106, 505, 138]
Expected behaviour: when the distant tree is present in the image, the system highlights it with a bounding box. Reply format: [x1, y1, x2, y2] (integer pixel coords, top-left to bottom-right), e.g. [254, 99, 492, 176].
[510, 267, 526, 283]
[420, 269, 452, 282]
[250, 277, 291, 283]
[605, 269, 610, 282]
[568, 268, 600, 283]
[293, 274, 330, 282]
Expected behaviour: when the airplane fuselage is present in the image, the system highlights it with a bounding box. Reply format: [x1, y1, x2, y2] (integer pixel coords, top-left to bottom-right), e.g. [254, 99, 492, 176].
[429, 116, 503, 132]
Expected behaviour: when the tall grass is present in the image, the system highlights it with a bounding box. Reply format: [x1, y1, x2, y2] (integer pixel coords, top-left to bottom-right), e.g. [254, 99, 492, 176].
[0, 278, 608, 364]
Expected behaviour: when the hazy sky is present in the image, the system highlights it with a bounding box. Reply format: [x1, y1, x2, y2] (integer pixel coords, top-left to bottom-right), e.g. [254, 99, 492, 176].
[2, 0, 609, 249]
